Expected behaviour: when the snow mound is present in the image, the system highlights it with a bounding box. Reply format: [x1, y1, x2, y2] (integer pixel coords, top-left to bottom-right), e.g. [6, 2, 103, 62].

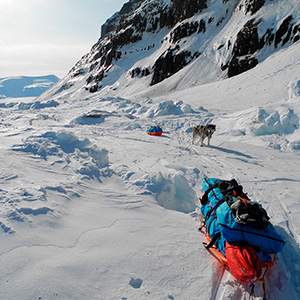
[289, 140, 300, 151]
[1, 131, 110, 231]
[18, 100, 59, 110]
[133, 171, 197, 213]
[12, 131, 109, 178]
[143, 100, 196, 118]
[0, 184, 57, 233]
[0, 102, 17, 108]
[251, 108, 299, 136]
[101, 98, 196, 119]
[218, 105, 300, 151]
[149, 172, 197, 213]
[71, 98, 202, 131]
[73, 110, 115, 125]
[288, 79, 300, 99]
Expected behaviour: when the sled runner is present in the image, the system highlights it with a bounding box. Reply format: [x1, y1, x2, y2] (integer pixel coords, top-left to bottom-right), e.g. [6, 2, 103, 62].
[200, 221, 275, 300]
[198, 177, 284, 300]
[146, 126, 163, 136]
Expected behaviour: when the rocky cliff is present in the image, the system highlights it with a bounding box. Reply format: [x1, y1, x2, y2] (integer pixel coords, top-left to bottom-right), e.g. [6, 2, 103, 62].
[40, 0, 300, 99]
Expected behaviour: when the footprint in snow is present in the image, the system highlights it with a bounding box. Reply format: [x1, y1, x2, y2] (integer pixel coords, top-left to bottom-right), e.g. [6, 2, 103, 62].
[129, 277, 143, 289]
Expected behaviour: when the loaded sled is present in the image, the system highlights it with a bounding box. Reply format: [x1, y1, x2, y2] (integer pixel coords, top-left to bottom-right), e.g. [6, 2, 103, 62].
[146, 126, 163, 136]
[198, 177, 285, 299]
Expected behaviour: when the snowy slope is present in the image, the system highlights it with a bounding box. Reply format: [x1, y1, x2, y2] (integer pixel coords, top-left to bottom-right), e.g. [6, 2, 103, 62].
[37, 0, 300, 102]
[0, 36, 299, 300]
[0, 75, 59, 98]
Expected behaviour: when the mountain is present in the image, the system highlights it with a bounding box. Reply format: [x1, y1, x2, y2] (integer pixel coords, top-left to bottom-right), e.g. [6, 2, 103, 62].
[38, 0, 300, 101]
[0, 75, 60, 98]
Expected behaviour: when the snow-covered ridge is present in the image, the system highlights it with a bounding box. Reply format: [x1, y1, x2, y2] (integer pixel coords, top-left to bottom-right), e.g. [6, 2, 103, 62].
[37, 0, 300, 101]
[0, 75, 59, 98]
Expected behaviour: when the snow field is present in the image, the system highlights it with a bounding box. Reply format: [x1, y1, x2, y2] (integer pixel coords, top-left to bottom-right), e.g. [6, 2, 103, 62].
[1, 46, 300, 298]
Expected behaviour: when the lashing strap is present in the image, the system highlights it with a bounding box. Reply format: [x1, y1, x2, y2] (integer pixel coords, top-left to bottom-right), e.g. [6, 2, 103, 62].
[204, 232, 221, 249]
[205, 197, 227, 220]
[200, 184, 218, 205]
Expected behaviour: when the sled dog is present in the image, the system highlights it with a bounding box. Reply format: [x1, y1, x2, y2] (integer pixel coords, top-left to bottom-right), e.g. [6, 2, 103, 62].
[192, 124, 216, 146]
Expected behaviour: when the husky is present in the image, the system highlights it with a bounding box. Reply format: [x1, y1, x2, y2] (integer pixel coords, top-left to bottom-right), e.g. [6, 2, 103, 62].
[192, 124, 216, 146]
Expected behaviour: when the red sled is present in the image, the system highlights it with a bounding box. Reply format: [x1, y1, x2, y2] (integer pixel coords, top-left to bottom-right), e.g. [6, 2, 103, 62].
[146, 131, 163, 136]
[200, 222, 275, 299]
[146, 126, 163, 136]
[200, 221, 275, 270]
[225, 241, 262, 285]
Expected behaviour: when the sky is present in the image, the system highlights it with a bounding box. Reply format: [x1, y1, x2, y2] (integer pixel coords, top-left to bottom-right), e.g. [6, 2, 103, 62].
[0, 0, 127, 79]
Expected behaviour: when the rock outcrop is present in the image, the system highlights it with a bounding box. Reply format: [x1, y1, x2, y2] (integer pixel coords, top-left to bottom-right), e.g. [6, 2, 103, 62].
[44, 0, 300, 97]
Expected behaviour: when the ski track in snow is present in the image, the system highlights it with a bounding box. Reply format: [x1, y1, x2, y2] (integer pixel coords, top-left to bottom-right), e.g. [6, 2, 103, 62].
[173, 119, 300, 299]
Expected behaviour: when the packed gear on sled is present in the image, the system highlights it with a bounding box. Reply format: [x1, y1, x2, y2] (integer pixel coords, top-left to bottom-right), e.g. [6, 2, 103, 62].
[146, 126, 163, 136]
[198, 177, 285, 299]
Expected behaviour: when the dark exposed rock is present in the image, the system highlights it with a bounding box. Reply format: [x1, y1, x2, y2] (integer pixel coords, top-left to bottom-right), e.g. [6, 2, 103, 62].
[86, 71, 104, 85]
[220, 62, 228, 71]
[273, 18, 300, 46]
[90, 85, 99, 93]
[232, 19, 262, 58]
[112, 28, 142, 47]
[228, 56, 258, 77]
[260, 28, 275, 46]
[216, 18, 225, 26]
[260, 19, 298, 48]
[116, 13, 148, 34]
[101, 0, 144, 38]
[244, 0, 265, 15]
[226, 19, 262, 77]
[275, 15, 293, 47]
[130, 67, 151, 78]
[282, 24, 293, 46]
[131, 67, 141, 78]
[227, 40, 231, 49]
[83, 0, 210, 89]
[171, 0, 208, 24]
[293, 24, 300, 36]
[91, 42, 113, 62]
[151, 47, 200, 85]
[170, 20, 206, 43]
[225, 13, 298, 78]
[89, 62, 98, 72]
[160, 0, 208, 29]
[293, 23, 300, 42]
[61, 0, 299, 94]
[71, 68, 86, 78]
[142, 68, 151, 77]
[62, 82, 74, 90]
[119, 0, 144, 15]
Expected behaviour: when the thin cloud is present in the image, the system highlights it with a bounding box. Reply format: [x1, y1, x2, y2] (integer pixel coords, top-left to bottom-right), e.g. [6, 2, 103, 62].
[0, 0, 125, 77]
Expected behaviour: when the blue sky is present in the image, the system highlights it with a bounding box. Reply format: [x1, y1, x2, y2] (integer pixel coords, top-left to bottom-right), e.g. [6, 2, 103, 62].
[0, 0, 126, 79]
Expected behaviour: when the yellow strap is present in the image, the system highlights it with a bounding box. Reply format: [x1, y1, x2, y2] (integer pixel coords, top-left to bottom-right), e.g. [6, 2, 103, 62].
[259, 278, 267, 299]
